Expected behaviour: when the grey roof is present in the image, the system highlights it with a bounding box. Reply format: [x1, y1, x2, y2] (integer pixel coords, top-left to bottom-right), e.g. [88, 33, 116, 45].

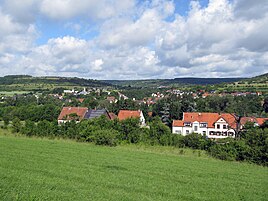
[84, 109, 108, 119]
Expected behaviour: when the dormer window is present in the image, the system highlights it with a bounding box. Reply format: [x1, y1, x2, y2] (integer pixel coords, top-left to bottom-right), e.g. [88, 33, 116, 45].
[184, 122, 191, 127]
[217, 124, 220, 129]
[223, 125, 227, 129]
[200, 122, 207, 128]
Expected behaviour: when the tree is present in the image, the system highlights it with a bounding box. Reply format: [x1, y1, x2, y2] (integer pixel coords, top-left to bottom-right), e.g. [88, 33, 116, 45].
[2, 115, 10, 128]
[21, 120, 36, 136]
[160, 103, 171, 126]
[263, 97, 268, 113]
[12, 117, 22, 133]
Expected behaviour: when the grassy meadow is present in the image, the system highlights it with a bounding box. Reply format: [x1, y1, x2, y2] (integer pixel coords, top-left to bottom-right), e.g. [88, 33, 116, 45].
[0, 132, 267, 201]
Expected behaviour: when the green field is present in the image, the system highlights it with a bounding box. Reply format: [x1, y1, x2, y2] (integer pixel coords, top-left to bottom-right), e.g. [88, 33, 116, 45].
[0, 133, 267, 201]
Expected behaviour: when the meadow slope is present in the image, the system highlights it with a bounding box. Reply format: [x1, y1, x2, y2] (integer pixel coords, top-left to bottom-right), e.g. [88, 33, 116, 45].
[0, 134, 267, 201]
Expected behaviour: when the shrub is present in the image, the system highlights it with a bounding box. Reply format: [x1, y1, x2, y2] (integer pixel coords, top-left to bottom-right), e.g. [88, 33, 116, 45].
[11, 117, 22, 133]
[208, 143, 237, 161]
[182, 133, 209, 150]
[91, 129, 119, 146]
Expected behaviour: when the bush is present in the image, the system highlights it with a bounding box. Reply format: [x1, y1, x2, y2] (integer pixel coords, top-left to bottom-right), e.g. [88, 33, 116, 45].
[91, 129, 119, 147]
[182, 133, 209, 150]
[21, 120, 36, 136]
[208, 143, 237, 161]
[11, 117, 22, 133]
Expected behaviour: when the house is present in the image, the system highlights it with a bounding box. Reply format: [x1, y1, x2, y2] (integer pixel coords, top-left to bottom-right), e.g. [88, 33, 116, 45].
[84, 109, 111, 120]
[118, 110, 146, 126]
[172, 112, 237, 139]
[240, 117, 268, 128]
[58, 107, 88, 124]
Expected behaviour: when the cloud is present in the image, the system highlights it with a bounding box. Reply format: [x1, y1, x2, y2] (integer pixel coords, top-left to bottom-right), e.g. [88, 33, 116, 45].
[0, 0, 267, 79]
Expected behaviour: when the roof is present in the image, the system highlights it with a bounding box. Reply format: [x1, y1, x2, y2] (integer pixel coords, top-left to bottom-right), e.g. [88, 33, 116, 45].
[84, 109, 109, 119]
[173, 120, 184, 127]
[77, 98, 85, 103]
[240, 117, 268, 126]
[256, 118, 268, 125]
[240, 117, 258, 125]
[118, 110, 141, 120]
[58, 107, 88, 121]
[181, 112, 236, 129]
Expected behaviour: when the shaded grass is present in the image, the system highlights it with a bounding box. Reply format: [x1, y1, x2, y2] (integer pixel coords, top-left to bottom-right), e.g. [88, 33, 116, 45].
[0, 133, 267, 201]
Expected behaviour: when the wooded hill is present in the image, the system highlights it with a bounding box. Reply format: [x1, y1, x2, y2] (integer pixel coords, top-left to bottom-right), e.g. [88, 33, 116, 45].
[103, 77, 244, 88]
[0, 75, 112, 92]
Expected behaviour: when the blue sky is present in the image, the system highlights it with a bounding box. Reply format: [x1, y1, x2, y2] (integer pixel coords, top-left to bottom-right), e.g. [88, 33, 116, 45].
[0, 0, 267, 79]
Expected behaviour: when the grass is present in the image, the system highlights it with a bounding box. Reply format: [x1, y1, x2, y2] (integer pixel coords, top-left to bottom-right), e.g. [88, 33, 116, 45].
[0, 131, 267, 201]
[0, 91, 32, 96]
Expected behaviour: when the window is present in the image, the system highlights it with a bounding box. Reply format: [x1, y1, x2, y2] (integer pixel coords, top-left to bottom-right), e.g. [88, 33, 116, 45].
[186, 130, 189, 134]
[203, 131, 206, 135]
[200, 123, 207, 128]
[209, 131, 214, 135]
[184, 122, 191, 127]
[194, 126, 198, 132]
[217, 132, 221, 136]
[223, 125, 227, 129]
[222, 132, 227, 136]
[228, 132, 234, 136]
[217, 124, 220, 129]
[175, 130, 181, 134]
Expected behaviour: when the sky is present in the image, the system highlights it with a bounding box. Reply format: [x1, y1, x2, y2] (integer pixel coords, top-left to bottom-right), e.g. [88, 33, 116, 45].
[0, 0, 267, 80]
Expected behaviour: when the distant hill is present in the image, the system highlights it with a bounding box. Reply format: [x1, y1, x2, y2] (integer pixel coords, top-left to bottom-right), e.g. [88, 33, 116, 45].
[249, 73, 268, 83]
[104, 77, 244, 87]
[0, 75, 112, 86]
[225, 72, 268, 93]
[0, 75, 113, 92]
[170, 77, 244, 85]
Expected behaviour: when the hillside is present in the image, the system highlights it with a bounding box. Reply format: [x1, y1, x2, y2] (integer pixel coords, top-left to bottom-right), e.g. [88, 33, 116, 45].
[0, 75, 112, 92]
[104, 77, 244, 87]
[0, 133, 267, 200]
[226, 72, 268, 92]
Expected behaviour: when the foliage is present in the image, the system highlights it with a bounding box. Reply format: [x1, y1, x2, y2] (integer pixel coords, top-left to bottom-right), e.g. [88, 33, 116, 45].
[91, 129, 119, 146]
[183, 133, 211, 150]
[11, 117, 22, 133]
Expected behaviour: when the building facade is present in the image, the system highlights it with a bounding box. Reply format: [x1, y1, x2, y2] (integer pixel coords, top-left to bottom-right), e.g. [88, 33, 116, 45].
[172, 112, 236, 139]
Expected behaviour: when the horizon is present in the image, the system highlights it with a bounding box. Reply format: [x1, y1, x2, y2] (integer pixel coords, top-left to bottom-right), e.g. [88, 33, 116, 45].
[0, 0, 267, 79]
[0, 73, 254, 81]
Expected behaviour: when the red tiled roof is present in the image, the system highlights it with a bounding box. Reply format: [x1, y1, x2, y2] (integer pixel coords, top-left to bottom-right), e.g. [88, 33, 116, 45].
[58, 107, 88, 121]
[173, 120, 184, 127]
[240, 117, 268, 126]
[240, 117, 257, 125]
[118, 110, 140, 120]
[256, 118, 268, 126]
[182, 112, 237, 129]
[220, 113, 237, 129]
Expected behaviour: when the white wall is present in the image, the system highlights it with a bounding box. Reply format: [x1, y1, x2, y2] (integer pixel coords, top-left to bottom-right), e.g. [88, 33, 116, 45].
[172, 119, 236, 139]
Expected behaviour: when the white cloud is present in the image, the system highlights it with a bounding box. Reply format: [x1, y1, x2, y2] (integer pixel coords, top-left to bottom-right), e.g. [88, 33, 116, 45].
[0, 0, 267, 79]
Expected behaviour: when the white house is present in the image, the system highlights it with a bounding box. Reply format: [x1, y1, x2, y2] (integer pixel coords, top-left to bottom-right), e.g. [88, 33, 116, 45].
[172, 112, 237, 139]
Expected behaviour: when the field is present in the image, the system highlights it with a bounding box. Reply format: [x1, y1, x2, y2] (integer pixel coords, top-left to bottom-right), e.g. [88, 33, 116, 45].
[0, 133, 267, 201]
